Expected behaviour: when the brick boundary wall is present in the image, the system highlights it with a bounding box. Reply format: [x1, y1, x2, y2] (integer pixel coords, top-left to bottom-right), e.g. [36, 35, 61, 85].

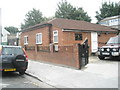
[25, 44, 81, 69]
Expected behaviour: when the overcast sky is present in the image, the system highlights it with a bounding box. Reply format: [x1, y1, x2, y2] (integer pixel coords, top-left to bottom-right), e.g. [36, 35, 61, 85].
[0, 0, 119, 29]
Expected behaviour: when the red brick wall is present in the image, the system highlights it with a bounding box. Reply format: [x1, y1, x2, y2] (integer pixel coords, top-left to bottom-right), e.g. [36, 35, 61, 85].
[60, 31, 117, 53]
[20, 26, 82, 69]
[20, 26, 50, 46]
[98, 32, 117, 47]
[20, 26, 117, 54]
[62, 32, 90, 45]
[20, 25, 117, 69]
[61, 31, 92, 53]
[26, 44, 81, 69]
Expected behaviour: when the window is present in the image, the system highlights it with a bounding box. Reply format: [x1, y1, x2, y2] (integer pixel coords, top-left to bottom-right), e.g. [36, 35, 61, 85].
[24, 36, 28, 45]
[53, 30, 58, 43]
[2, 47, 24, 55]
[75, 33, 82, 40]
[36, 33, 42, 44]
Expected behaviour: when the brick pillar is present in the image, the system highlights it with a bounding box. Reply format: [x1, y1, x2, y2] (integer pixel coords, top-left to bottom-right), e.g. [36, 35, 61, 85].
[35, 45, 38, 53]
[73, 44, 80, 69]
[34, 45, 38, 60]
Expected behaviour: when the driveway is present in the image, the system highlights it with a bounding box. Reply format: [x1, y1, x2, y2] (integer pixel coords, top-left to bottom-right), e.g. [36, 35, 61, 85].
[87, 56, 118, 78]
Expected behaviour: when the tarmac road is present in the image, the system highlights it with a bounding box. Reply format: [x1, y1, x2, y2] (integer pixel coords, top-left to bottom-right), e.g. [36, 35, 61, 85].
[0, 71, 55, 89]
[0, 72, 40, 89]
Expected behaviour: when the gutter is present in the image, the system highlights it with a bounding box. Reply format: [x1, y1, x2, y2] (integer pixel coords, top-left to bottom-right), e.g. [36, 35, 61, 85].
[62, 29, 118, 33]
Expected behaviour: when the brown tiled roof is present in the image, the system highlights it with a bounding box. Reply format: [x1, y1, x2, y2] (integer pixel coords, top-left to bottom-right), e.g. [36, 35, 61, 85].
[23, 18, 117, 32]
[49, 18, 116, 32]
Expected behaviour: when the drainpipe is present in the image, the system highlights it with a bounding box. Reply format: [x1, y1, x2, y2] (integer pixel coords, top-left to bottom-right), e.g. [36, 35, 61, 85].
[48, 24, 52, 43]
[48, 24, 53, 53]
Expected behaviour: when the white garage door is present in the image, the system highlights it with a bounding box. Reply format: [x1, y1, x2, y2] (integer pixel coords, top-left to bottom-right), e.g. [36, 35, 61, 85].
[91, 32, 98, 53]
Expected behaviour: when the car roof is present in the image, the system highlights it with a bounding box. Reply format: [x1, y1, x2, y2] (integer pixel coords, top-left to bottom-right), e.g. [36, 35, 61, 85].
[0, 45, 22, 48]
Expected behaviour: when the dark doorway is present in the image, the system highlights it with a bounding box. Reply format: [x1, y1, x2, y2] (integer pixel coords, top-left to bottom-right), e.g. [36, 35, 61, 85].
[78, 39, 89, 69]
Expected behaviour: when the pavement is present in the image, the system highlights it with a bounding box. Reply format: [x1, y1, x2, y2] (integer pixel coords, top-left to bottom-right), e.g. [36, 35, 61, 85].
[26, 56, 118, 88]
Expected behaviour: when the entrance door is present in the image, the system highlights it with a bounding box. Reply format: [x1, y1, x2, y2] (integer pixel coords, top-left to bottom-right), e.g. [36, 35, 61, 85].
[91, 32, 98, 53]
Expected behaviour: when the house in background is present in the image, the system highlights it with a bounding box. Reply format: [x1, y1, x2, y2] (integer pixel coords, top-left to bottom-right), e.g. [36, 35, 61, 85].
[99, 15, 120, 30]
[20, 18, 118, 69]
[1, 28, 20, 46]
[1, 28, 10, 45]
[7, 33, 19, 46]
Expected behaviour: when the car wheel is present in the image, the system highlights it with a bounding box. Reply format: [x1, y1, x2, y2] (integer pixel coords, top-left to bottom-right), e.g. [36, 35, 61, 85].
[19, 70, 25, 75]
[98, 55, 105, 60]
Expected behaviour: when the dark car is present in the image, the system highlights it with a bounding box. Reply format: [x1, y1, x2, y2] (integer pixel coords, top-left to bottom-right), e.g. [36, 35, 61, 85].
[0, 45, 28, 75]
[97, 35, 120, 60]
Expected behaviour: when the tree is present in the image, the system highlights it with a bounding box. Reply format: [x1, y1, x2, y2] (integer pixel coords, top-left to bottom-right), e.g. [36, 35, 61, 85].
[55, 0, 91, 22]
[21, 8, 45, 30]
[4, 26, 19, 34]
[95, 1, 120, 21]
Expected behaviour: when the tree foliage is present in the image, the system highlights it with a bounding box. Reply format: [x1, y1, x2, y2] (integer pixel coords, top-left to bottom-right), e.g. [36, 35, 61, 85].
[95, 1, 120, 21]
[55, 0, 91, 22]
[4, 26, 19, 34]
[21, 8, 45, 30]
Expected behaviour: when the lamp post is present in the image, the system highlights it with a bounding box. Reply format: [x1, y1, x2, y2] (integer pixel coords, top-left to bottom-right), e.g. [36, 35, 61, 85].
[0, 8, 2, 45]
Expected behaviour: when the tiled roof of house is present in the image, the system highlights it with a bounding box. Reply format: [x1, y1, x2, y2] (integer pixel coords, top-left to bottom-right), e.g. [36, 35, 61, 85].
[22, 18, 117, 32]
[49, 18, 117, 32]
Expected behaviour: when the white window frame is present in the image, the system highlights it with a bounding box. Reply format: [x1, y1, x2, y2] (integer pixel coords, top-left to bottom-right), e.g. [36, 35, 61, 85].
[36, 33, 42, 44]
[53, 30, 58, 43]
[24, 36, 28, 45]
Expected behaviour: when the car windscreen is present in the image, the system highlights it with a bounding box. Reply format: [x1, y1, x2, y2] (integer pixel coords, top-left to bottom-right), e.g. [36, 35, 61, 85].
[107, 35, 120, 45]
[2, 47, 24, 55]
